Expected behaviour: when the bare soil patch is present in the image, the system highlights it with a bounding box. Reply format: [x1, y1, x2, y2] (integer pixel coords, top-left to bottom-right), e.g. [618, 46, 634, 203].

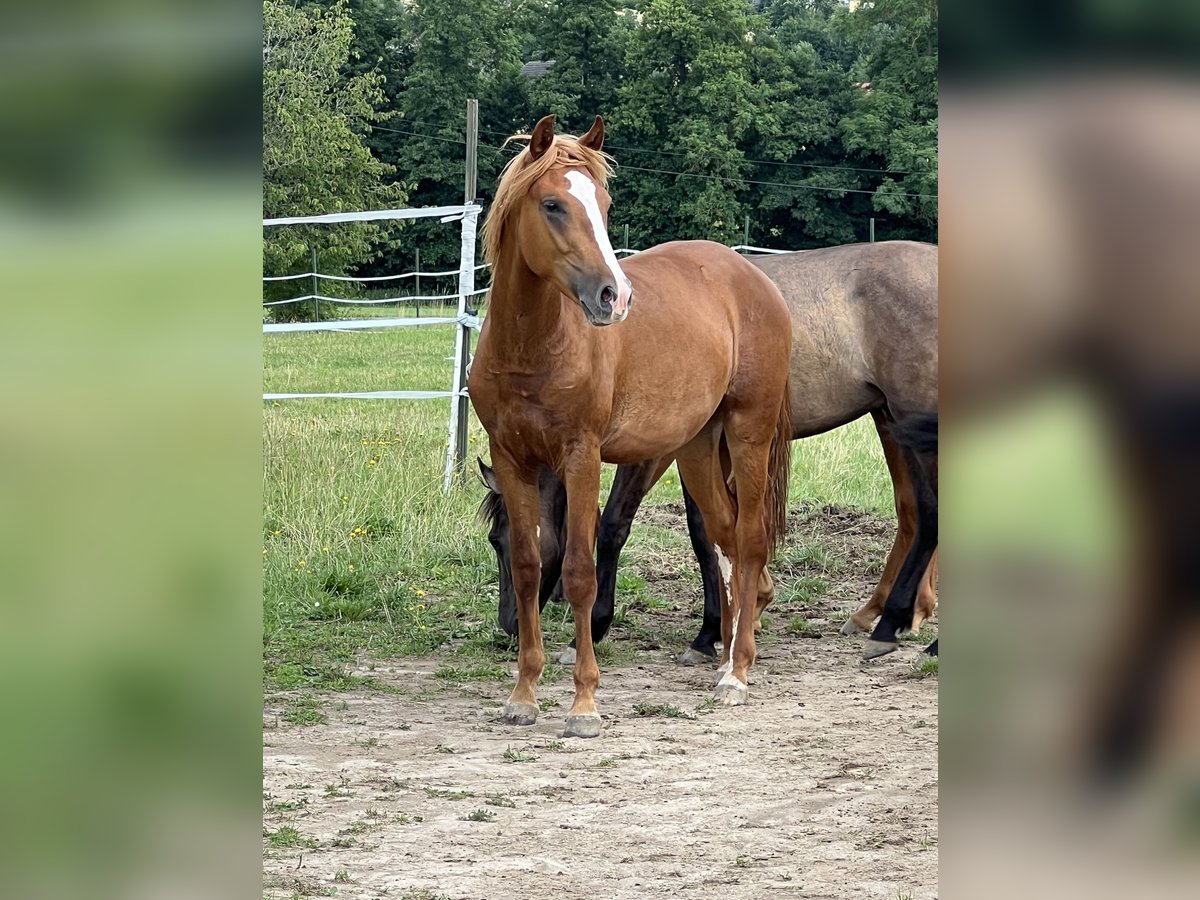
[264, 504, 938, 900]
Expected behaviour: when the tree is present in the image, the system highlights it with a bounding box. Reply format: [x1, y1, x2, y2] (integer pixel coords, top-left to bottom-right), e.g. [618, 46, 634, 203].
[523, 0, 634, 132]
[739, 0, 874, 247]
[262, 0, 405, 318]
[838, 0, 938, 238]
[615, 0, 774, 244]
[388, 0, 530, 268]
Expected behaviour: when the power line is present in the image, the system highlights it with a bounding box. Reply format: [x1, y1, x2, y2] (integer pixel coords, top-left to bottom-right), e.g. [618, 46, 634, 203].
[481, 141, 936, 200]
[367, 125, 936, 201]
[616, 163, 937, 200]
[378, 118, 918, 177]
[603, 142, 917, 177]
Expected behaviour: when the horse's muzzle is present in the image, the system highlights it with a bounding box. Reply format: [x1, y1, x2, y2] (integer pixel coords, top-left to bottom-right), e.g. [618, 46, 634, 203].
[575, 275, 633, 326]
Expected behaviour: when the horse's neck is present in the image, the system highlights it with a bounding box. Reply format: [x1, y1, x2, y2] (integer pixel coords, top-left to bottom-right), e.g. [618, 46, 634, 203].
[484, 254, 582, 370]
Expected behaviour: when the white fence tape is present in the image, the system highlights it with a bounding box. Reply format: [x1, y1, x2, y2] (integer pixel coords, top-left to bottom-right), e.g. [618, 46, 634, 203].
[262, 263, 490, 283]
[263, 204, 470, 227]
[265, 390, 465, 401]
[262, 286, 489, 307]
[263, 203, 796, 493]
[729, 244, 790, 255]
[263, 314, 482, 334]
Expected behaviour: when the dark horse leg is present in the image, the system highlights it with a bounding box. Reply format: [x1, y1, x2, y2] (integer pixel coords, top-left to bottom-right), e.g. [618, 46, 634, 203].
[559, 460, 659, 663]
[842, 409, 939, 636]
[678, 478, 724, 664]
[863, 413, 939, 659]
[562, 461, 726, 666]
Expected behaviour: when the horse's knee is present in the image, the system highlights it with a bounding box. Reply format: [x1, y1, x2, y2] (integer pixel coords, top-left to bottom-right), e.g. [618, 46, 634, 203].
[511, 558, 540, 603]
[561, 555, 597, 608]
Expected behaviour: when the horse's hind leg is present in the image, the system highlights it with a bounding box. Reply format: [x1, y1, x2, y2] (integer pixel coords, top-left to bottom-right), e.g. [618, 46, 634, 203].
[911, 549, 938, 633]
[674, 428, 740, 686]
[715, 403, 785, 705]
[681, 454, 776, 666]
[680, 475, 723, 665]
[865, 439, 938, 659]
[842, 410, 937, 635]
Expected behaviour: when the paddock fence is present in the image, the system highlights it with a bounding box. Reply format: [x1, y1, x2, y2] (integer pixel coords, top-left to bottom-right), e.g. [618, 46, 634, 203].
[263, 203, 791, 493]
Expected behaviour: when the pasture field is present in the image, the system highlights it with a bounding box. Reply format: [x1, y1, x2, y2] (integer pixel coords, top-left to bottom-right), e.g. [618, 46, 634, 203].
[263, 324, 938, 900]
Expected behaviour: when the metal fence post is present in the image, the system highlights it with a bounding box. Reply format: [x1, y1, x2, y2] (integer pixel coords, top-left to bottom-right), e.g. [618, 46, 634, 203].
[311, 246, 319, 322]
[443, 202, 479, 493]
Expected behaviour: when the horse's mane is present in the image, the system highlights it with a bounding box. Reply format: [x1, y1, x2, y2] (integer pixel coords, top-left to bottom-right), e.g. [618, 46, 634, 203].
[482, 132, 614, 267]
[476, 484, 505, 529]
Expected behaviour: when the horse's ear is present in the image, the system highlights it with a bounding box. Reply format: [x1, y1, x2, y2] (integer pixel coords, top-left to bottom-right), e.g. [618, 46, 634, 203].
[477, 458, 500, 492]
[578, 115, 605, 152]
[529, 115, 556, 160]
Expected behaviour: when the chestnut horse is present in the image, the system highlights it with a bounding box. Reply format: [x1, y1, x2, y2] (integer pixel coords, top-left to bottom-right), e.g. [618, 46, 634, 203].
[467, 115, 792, 737]
[484, 242, 938, 662]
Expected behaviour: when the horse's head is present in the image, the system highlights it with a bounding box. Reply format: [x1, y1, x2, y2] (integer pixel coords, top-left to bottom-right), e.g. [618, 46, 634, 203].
[487, 114, 633, 327]
[477, 459, 567, 636]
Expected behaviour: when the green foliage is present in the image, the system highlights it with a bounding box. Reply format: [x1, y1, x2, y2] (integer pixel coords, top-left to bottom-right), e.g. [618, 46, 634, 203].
[838, 0, 939, 235]
[263, 0, 936, 267]
[262, 0, 406, 319]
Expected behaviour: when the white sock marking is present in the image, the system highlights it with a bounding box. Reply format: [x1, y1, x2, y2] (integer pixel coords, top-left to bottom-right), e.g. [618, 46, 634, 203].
[564, 171, 632, 317]
[714, 543, 743, 682]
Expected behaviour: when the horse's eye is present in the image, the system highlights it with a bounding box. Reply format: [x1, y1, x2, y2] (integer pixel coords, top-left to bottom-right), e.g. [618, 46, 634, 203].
[542, 199, 560, 213]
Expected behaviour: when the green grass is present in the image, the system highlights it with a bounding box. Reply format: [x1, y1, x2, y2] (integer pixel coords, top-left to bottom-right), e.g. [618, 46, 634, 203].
[280, 694, 327, 726]
[424, 787, 474, 800]
[786, 615, 821, 637]
[502, 745, 538, 763]
[909, 656, 939, 678]
[460, 808, 496, 822]
[263, 326, 893, 697]
[263, 825, 318, 849]
[632, 701, 692, 719]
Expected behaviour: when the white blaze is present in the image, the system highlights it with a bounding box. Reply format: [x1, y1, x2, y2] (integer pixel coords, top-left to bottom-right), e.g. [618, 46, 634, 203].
[564, 170, 633, 317]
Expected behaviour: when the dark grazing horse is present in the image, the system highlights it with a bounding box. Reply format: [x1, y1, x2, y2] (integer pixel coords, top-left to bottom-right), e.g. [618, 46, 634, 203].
[481, 241, 939, 663]
[467, 115, 793, 737]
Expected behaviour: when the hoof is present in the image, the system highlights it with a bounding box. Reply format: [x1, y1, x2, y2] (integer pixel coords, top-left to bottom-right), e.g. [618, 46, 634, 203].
[563, 714, 602, 738]
[556, 645, 577, 666]
[678, 647, 715, 667]
[840, 617, 868, 636]
[713, 674, 749, 706]
[503, 701, 539, 726]
[712, 661, 732, 687]
[861, 639, 899, 661]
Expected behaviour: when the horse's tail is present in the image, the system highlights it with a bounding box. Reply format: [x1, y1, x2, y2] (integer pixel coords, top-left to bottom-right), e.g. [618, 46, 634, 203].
[764, 391, 793, 559]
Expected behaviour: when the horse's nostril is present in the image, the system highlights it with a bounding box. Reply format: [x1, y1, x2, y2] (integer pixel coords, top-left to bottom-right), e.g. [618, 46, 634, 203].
[600, 285, 616, 306]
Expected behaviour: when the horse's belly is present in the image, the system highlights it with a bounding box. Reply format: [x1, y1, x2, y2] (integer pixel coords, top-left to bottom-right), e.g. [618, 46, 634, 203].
[599, 391, 722, 464]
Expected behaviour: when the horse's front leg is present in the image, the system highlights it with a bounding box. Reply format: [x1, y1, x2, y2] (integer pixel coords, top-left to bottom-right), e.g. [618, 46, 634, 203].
[560, 448, 604, 738]
[680, 475, 723, 665]
[491, 459, 546, 726]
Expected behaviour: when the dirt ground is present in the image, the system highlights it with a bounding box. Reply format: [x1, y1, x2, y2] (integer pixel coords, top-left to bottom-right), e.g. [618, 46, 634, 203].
[263, 506, 939, 900]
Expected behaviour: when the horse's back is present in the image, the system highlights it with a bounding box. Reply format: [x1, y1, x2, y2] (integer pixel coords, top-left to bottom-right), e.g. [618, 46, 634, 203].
[749, 242, 938, 429]
[624, 239, 792, 325]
